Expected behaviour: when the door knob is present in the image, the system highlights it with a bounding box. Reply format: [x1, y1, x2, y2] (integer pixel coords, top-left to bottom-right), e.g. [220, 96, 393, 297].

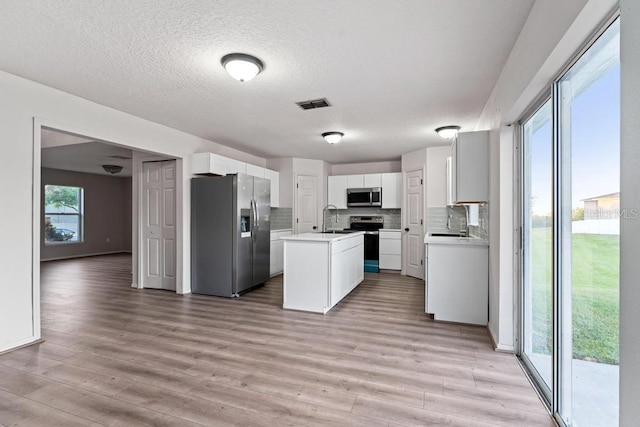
[404, 228, 410, 232]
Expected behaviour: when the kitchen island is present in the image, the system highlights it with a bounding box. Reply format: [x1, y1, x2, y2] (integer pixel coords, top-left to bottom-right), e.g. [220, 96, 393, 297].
[281, 231, 364, 314]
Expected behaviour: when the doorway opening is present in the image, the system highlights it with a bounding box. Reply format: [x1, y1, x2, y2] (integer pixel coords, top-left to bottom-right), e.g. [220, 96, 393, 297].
[33, 120, 182, 341]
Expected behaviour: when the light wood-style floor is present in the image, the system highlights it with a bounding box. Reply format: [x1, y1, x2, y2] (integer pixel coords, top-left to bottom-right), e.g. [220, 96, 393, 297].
[0, 254, 553, 426]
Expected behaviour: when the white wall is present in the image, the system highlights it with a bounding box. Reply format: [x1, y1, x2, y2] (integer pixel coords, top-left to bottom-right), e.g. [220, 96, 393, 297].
[425, 146, 451, 208]
[476, 0, 618, 350]
[330, 160, 401, 175]
[619, 0, 640, 424]
[292, 158, 329, 232]
[266, 157, 294, 208]
[0, 69, 268, 353]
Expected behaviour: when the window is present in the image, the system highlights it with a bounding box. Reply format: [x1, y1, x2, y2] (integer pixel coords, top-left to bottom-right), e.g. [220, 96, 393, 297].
[44, 185, 83, 244]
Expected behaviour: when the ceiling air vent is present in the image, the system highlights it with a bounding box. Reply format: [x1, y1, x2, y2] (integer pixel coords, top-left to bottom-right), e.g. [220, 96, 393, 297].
[296, 98, 331, 110]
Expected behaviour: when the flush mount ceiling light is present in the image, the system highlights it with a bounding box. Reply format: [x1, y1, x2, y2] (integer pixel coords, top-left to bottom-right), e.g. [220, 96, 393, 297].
[322, 131, 344, 144]
[102, 164, 123, 175]
[221, 53, 264, 82]
[435, 125, 461, 139]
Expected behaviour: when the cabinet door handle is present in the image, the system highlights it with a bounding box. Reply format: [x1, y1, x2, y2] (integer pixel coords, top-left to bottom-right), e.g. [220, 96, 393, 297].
[312, 226, 317, 230]
[404, 228, 410, 232]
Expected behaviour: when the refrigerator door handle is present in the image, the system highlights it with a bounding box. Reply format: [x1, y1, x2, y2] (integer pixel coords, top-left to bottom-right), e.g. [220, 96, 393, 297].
[250, 199, 258, 242]
[254, 198, 260, 227]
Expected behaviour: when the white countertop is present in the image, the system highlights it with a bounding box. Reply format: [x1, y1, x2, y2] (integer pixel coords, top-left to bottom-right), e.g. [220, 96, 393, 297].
[380, 228, 401, 232]
[271, 229, 292, 232]
[281, 231, 365, 242]
[424, 235, 489, 246]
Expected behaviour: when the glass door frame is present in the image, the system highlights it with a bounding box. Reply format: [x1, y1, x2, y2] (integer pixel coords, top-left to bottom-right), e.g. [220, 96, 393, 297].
[517, 95, 554, 410]
[517, 10, 620, 427]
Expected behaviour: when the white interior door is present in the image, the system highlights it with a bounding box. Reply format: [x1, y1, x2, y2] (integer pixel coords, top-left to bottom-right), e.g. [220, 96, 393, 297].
[142, 160, 176, 291]
[296, 175, 318, 234]
[404, 169, 424, 279]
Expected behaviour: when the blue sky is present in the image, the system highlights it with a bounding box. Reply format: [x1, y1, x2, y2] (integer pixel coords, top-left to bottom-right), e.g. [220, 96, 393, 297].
[528, 55, 619, 216]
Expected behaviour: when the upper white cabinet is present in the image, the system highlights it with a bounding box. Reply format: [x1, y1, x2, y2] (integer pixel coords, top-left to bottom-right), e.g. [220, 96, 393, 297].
[192, 153, 229, 175]
[364, 173, 382, 187]
[327, 172, 402, 209]
[381, 172, 402, 208]
[193, 152, 280, 207]
[327, 175, 348, 209]
[264, 168, 280, 208]
[450, 131, 489, 203]
[347, 175, 364, 188]
[246, 164, 265, 178]
[228, 158, 247, 175]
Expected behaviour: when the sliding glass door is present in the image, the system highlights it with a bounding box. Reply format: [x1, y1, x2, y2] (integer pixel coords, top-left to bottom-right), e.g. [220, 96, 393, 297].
[520, 17, 619, 427]
[521, 100, 553, 401]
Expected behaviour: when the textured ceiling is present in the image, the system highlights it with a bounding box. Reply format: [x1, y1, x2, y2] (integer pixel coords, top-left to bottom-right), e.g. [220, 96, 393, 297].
[1, 0, 534, 164]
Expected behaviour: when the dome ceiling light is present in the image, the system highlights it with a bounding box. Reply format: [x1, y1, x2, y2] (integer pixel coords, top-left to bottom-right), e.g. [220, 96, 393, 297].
[102, 164, 123, 175]
[435, 125, 461, 139]
[221, 53, 264, 82]
[322, 132, 344, 144]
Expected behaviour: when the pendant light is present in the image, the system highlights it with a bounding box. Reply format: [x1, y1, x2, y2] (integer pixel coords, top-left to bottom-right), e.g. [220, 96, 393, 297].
[221, 53, 264, 82]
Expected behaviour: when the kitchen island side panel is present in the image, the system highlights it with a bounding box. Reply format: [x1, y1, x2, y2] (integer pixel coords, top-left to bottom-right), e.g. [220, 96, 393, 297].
[283, 240, 330, 313]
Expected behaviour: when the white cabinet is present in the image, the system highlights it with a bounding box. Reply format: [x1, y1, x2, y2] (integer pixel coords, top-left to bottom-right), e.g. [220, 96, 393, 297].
[246, 164, 265, 178]
[381, 172, 402, 208]
[228, 158, 247, 174]
[363, 173, 382, 187]
[270, 230, 292, 276]
[450, 131, 489, 203]
[328, 172, 400, 209]
[327, 175, 348, 209]
[192, 153, 229, 175]
[425, 242, 488, 325]
[379, 230, 401, 270]
[347, 175, 364, 188]
[282, 233, 364, 314]
[264, 169, 280, 208]
[346, 174, 381, 188]
[192, 152, 280, 206]
[330, 236, 365, 307]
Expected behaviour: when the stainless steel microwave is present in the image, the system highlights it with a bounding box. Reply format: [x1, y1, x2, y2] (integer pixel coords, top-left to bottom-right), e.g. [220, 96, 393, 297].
[347, 187, 382, 207]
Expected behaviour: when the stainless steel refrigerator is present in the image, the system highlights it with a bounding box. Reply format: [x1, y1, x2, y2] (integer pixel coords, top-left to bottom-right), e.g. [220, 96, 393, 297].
[191, 173, 270, 297]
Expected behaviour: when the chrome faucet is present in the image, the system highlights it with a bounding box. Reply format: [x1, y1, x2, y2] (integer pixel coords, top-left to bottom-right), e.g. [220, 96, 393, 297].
[322, 204, 339, 232]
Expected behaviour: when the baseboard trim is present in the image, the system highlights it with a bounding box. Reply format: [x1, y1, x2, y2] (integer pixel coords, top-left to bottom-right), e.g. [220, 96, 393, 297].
[41, 250, 131, 262]
[488, 327, 516, 353]
[0, 337, 43, 355]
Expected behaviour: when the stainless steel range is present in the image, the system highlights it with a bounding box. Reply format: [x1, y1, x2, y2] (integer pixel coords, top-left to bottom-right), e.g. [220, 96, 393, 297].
[345, 216, 384, 272]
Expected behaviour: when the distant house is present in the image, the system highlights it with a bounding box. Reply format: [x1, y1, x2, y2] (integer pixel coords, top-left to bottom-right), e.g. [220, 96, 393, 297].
[582, 192, 620, 220]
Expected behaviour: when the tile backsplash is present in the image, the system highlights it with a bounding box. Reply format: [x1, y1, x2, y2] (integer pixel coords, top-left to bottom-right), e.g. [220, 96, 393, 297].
[427, 205, 489, 239]
[323, 208, 401, 230]
[271, 207, 402, 231]
[270, 207, 293, 230]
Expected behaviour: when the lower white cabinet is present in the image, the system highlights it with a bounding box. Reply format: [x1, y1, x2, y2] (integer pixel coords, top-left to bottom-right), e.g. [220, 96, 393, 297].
[330, 236, 365, 307]
[379, 230, 401, 270]
[425, 242, 488, 325]
[270, 230, 292, 276]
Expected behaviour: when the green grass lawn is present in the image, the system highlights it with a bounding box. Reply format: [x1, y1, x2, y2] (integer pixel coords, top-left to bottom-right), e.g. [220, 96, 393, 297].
[529, 228, 619, 365]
